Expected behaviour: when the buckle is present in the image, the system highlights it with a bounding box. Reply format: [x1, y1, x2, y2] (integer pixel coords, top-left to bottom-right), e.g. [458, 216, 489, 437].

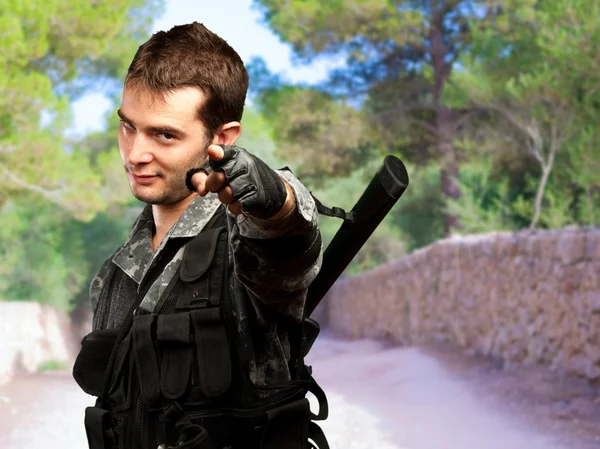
[163, 401, 185, 422]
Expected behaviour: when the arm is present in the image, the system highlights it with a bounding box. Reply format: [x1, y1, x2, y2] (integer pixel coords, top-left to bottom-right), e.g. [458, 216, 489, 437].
[228, 169, 323, 322]
[186, 145, 323, 321]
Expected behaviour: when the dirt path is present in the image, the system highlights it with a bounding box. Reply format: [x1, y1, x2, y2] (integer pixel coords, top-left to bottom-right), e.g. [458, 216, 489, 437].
[0, 333, 598, 449]
[305, 331, 600, 449]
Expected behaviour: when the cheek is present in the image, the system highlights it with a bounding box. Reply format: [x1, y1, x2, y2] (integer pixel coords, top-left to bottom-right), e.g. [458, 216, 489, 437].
[117, 134, 126, 156]
[117, 124, 130, 153]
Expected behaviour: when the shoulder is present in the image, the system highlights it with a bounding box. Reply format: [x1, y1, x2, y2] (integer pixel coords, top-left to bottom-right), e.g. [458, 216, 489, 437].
[88, 243, 125, 315]
[128, 204, 153, 238]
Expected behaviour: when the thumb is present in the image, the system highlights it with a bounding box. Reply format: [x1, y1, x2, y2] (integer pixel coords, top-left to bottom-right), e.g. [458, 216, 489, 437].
[207, 144, 225, 162]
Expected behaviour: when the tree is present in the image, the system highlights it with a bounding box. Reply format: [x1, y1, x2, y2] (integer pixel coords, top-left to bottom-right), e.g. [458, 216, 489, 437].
[0, 0, 163, 221]
[452, 65, 575, 229]
[0, 0, 164, 311]
[448, 0, 599, 229]
[252, 0, 537, 235]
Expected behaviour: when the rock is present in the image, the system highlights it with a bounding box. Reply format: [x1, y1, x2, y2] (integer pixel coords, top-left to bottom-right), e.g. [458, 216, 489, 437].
[326, 226, 600, 382]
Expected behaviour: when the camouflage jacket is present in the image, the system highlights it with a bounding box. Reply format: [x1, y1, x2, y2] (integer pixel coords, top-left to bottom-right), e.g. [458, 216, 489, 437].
[89, 168, 322, 385]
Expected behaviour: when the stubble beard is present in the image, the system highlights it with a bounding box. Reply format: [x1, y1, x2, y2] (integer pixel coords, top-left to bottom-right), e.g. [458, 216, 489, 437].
[130, 171, 190, 205]
[129, 149, 209, 206]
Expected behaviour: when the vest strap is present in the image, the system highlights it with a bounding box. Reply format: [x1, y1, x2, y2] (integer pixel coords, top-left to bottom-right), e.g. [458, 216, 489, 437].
[157, 313, 192, 399]
[308, 421, 330, 449]
[132, 314, 162, 405]
[190, 307, 232, 397]
[158, 401, 219, 449]
[306, 375, 328, 421]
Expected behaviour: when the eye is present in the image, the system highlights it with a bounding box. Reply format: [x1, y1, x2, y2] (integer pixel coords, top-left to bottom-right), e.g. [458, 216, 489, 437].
[157, 133, 176, 143]
[120, 120, 135, 130]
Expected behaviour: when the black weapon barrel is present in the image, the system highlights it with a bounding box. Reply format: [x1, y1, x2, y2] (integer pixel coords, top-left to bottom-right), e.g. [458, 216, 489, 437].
[305, 155, 409, 317]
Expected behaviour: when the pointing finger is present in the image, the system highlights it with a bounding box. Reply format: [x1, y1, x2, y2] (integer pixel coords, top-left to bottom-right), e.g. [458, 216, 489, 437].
[227, 200, 243, 215]
[207, 144, 224, 162]
[205, 170, 227, 192]
[191, 171, 208, 196]
[217, 186, 235, 205]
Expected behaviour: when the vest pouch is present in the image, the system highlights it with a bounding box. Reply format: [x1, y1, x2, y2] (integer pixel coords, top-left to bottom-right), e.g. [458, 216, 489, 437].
[177, 226, 227, 309]
[175, 226, 232, 398]
[259, 397, 311, 449]
[84, 406, 119, 449]
[156, 313, 192, 400]
[73, 328, 122, 397]
[190, 307, 232, 398]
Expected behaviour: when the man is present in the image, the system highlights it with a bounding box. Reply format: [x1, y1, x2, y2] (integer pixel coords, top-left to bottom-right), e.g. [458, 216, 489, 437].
[73, 22, 329, 449]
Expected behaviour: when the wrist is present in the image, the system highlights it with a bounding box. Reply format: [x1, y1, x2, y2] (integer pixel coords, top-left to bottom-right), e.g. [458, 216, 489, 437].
[265, 178, 295, 221]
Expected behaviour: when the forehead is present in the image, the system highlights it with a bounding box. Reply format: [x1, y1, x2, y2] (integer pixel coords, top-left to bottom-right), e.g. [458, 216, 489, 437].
[120, 85, 206, 125]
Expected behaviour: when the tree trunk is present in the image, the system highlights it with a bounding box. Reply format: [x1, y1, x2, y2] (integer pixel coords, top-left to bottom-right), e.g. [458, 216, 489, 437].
[438, 108, 461, 235]
[430, 19, 461, 236]
[529, 165, 550, 229]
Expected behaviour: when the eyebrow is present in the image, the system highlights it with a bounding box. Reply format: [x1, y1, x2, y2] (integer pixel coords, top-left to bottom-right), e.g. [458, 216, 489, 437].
[117, 109, 186, 137]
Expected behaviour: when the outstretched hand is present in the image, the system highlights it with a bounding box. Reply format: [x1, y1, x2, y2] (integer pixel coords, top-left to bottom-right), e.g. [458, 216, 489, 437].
[191, 145, 243, 214]
[187, 144, 294, 219]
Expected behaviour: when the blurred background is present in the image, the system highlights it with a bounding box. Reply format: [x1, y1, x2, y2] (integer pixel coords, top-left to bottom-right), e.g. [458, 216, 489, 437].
[0, 1, 599, 448]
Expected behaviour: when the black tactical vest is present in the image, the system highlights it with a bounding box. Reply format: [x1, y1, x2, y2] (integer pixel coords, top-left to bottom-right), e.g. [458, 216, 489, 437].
[73, 216, 329, 449]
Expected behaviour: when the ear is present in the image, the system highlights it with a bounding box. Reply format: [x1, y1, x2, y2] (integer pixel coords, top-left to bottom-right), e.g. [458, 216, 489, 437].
[213, 121, 241, 146]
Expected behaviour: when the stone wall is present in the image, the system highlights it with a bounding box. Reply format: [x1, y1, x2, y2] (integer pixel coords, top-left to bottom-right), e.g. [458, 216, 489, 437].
[320, 226, 600, 381]
[3, 226, 599, 385]
[0, 301, 89, 386]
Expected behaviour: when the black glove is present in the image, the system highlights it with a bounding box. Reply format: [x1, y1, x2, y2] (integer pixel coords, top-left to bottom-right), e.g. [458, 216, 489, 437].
[185, 145, 287, 219]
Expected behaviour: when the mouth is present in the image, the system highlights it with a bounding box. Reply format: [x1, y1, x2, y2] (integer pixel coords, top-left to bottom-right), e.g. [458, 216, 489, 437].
[130, 173, 159, 184]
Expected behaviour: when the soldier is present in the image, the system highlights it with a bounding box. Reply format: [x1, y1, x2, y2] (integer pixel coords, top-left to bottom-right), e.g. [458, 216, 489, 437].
[73, 22, 329, 449]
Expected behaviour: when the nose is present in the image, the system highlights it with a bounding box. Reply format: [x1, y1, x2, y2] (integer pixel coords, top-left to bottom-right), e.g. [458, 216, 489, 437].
[125, 133, 153, 166]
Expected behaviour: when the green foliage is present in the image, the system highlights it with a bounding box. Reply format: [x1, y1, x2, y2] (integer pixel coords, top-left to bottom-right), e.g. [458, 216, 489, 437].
[252, 83, 378, 184]
[238, 110, 410, 274]
[254, 0, 432, 60]
[65, 203, 137, 313]
[0, 0, 161, 220]
[389, 162, 446, 251]
[445, 162, 519, 234]
[251, 0, 599, 249]
[252, 1, 559, 237]
[37, 360, 69, 372]
[237, 107, 286, 170]
[0, 199, 89, 309]
[509, 171, 583, 230]
[447, 0, 600, 230]
[3, 0, 600, 310]
[255, 0, 599, 253]
[310, 158, 408, 275]
[443, 157, 593, 235]
[241, 106, 409, 274]
[0, 0, 163, 311]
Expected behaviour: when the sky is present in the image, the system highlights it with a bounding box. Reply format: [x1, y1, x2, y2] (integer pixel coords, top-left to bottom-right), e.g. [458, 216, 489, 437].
[70, 0, 339, 136]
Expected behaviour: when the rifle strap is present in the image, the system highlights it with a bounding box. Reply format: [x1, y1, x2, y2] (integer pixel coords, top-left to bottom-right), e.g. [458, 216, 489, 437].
[310, 193, 356, 222]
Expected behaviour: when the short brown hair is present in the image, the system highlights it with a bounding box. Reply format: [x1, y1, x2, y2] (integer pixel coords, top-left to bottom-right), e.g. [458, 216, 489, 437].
[125, 22, 248, 139]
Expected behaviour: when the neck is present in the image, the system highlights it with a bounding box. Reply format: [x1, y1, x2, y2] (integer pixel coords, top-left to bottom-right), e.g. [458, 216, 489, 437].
[151, 193, 197, 252]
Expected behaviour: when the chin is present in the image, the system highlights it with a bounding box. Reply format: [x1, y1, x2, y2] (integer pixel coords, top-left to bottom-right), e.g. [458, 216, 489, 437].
[131, 188, 192, 206]
[130, 186, 160, 204]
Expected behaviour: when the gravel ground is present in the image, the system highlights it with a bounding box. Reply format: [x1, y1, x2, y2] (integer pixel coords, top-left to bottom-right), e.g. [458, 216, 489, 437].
[0, 332, 598, 449]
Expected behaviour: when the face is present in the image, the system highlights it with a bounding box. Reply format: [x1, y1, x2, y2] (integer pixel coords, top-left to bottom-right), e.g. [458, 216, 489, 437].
[117, 85, 211, 206]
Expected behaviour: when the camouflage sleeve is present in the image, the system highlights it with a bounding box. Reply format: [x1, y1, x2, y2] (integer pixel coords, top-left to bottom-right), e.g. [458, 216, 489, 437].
[227, 169, 323, 321]
[88, 252, 121, 331]
[232, 169, 319, 238]
[89, 245, 126, 315]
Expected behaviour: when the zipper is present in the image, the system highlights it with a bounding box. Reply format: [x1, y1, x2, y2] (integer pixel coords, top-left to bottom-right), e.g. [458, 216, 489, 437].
[133, 391, 143, 449]
[186, 388, 304, 420]
[191, 345, 200, 385]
